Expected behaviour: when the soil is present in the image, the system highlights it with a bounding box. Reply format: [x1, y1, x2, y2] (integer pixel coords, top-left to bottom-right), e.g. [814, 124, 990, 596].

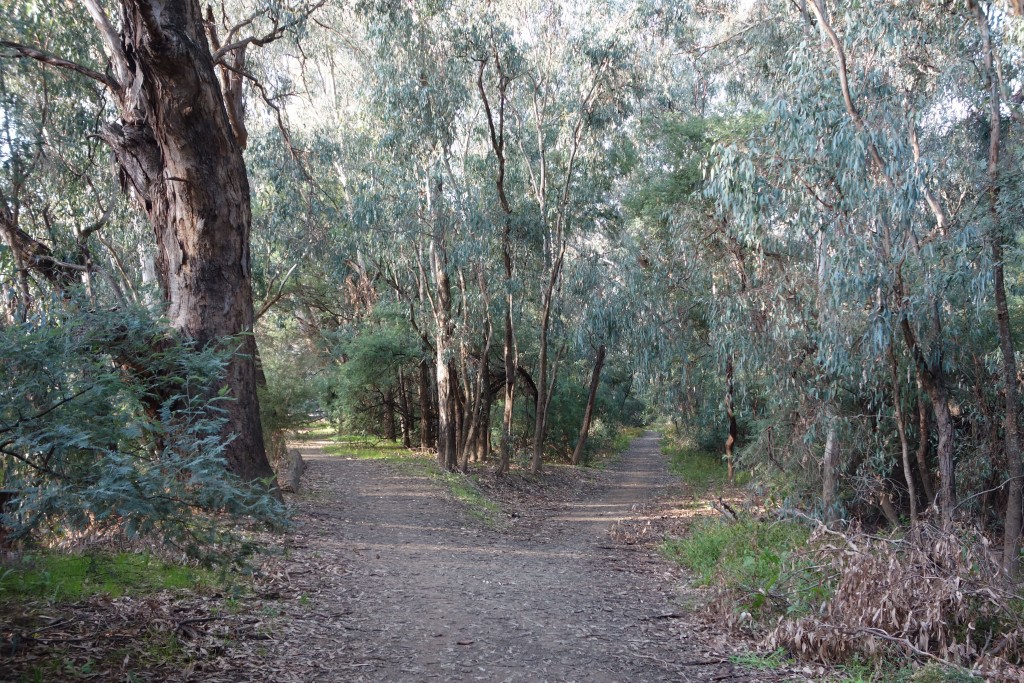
[242, 431, 804, 682]
[1, 432, 811, 682]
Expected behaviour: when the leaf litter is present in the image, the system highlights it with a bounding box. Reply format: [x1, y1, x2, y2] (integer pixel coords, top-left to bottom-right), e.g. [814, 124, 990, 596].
[2, 433, 811, 682]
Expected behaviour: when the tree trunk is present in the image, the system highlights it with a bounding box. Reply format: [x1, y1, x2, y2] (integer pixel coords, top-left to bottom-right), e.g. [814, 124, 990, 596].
[383, 388, 397, 442]
[902, 317, 956, 528]
[92, 0, 272, 481]
[531, 246, 565, 474]
[418, 357, 435, 451]
[724, 354, 737, 484]
[890, 345, 918, 525]
[531, 318, 550, 473]
[477, 54, 518, 477]
[972, 0, 1022, 576]
[822, 415, 841, 524]
[477, 385, 492, 463]
[572, 344, 606, 466]
[398, 370, 413, 449]
[436, 357, 457, 471]
[915, 386, 936, 506]
[431, 241, 457, 470]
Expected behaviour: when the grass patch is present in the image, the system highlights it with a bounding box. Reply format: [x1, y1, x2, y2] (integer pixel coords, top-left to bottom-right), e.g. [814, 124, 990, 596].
[663, 442, 749, 491]
[907, 664, 983, 683]
[431, 469, 504, 528]
[292, 423, 337, 441]
[730, 648, 791, 670]
[661, 517, 812, 612]
[0, 552, 223, 603]
[322, 435, 411, 460]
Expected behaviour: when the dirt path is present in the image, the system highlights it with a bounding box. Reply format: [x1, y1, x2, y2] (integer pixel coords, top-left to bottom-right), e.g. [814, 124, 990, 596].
[249, 432, 791, 682]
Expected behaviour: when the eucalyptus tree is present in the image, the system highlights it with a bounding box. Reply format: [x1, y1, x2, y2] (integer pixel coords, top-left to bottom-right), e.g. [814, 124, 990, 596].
[635, 0, 1024, 553]
[1, 0, 324, 481]
[484, 0, 641, 473]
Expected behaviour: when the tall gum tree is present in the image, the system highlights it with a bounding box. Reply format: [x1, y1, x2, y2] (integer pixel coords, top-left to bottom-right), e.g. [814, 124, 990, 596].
[0, 0, 312, 480]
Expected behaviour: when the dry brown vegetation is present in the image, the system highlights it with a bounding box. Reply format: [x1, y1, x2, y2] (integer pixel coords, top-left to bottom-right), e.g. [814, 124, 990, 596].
[764, 522, 1024, 681]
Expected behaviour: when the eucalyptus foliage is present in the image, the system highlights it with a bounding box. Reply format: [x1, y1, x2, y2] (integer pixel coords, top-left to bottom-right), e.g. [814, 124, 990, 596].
[0, 304, 286, 560]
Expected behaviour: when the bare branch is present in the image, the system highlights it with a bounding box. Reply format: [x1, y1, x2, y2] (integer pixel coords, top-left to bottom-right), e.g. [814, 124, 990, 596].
[211, 0, 327, 64]
[79, 0, 130, 86]
[0, 40, 118, 91]
[255, 263, 298, 322]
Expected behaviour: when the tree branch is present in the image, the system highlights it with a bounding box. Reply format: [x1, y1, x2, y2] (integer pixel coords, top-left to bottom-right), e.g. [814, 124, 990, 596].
[79, 0, 130, 86]
[211, 0, 327, 63]
[255, 263, 298, 322]
[0, 40, 118, 91]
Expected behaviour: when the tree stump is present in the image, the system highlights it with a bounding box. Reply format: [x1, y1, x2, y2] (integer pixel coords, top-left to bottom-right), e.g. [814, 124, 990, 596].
[278, 450, 306, 493]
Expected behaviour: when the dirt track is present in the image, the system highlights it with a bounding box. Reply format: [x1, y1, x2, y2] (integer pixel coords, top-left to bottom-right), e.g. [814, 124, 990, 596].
[250, 432, 795, 682]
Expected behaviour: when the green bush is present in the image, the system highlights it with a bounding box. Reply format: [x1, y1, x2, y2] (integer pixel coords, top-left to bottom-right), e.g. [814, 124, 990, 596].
[0, 304, 286, 561]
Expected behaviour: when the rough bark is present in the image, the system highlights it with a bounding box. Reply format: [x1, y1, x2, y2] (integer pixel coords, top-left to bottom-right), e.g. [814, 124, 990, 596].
[723, 355, 737, 484]
[1, 2, 276, 480]
[571, 344, 606, 466]
[69, 0, 273, 481]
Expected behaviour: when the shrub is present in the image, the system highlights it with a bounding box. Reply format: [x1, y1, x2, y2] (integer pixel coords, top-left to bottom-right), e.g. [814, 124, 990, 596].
[0, 305, 286, 562]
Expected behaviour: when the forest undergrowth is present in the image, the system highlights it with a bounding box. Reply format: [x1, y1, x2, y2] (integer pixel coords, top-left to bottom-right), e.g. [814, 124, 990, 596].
[655, 434, 1024, 683]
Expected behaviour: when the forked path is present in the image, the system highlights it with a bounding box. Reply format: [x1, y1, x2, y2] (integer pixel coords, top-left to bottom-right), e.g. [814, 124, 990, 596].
[255, 433, 785, 682]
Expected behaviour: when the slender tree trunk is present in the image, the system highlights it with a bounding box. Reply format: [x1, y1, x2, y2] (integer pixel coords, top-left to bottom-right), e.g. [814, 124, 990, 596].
[822, 414, 841, 523]
[972, 0, 1023, 576]
[398, 370, 413, 449]
[498, 303, 516, 475]
[418, 357, 435, 451]
[572, 344, 606, 466]
[477, 385, 492, 463]
[383, 389, 396, 442]
[890, 345, 918, 525]
[816, 229, 840, 522]
[477, 53, 518, 476]
[724, 355, 738, 484]
[902, 317, 956, 527]
[455, 373, 468, 469]
[531, 247, 565, 474]
[463, 280, 494, 470]
[431, 244, 458, 470]
[915, 386, 936, 506]
[435, 354, 457, 471]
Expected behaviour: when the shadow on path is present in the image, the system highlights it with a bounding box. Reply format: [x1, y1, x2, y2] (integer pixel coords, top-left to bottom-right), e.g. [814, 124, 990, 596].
[253, 432, 797, 683]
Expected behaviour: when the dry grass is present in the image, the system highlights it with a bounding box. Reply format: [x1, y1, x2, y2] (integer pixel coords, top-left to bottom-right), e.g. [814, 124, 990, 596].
[766, 522, 1024, 681]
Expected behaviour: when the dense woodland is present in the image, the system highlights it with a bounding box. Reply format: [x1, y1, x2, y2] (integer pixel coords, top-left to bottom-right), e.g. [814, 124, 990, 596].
[2, 0, 1024, 677]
